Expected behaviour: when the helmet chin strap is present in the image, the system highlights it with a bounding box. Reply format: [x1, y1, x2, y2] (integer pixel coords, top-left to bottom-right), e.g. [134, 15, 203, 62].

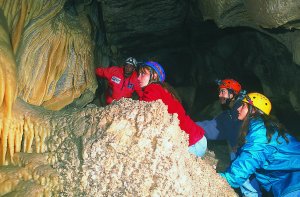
[225, 97, 232, 106]
[222, 92, 236, 109]
[225, 89, 236, 106]
[248, 105, 254, 117]
[221, 97, 233, 110]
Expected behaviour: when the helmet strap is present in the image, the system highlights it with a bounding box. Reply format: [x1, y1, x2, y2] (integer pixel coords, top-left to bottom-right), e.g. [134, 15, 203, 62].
[248, 105, 254, 117]
[221, 98, 232, 110]
[224, 89, 236, 107]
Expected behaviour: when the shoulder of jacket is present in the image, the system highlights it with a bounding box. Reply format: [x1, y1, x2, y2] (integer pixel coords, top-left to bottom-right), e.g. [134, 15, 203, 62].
[250, 118, 264, 126]
[108, 66, 123, 73]
[145, 83, 161, 91]
[249, 118, 266, 135]
[151, 83, 163, 88]
[110, 66, 122, 69]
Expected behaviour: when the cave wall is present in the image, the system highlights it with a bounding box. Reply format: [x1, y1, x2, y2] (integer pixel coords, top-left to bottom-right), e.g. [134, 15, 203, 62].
[96, 0, 300, 131]
[0, 0, 299, 115]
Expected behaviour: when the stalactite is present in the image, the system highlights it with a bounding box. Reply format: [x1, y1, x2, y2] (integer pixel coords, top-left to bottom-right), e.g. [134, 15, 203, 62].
[15, 118, 24, 153]
[0, 113, 50, 165]
[0, 7, 18, 165]
[7, 119, 15, 161]
[23, 117, 34, 153]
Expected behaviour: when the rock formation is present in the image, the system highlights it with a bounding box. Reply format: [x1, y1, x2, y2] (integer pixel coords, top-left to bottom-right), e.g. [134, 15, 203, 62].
[0, 98, 236, 196]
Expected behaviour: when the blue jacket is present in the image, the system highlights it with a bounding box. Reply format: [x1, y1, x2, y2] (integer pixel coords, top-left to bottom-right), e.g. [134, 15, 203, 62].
[220, 118, 300, 196]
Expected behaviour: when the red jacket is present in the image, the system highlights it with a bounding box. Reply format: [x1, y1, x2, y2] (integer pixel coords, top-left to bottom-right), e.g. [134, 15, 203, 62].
[95, 66, 143, 104]
[140, 83, 205, 146]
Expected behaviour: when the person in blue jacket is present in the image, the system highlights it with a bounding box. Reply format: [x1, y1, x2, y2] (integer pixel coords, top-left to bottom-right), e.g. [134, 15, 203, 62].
[220, 92, 300, 197]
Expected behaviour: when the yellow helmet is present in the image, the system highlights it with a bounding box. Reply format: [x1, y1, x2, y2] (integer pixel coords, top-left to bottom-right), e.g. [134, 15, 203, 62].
[242, 92, 272, 115]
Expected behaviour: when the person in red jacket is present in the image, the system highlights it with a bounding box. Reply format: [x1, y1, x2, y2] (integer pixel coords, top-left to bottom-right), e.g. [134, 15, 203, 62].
[137, 61, 207, 157]
[95, 57, 143, 105]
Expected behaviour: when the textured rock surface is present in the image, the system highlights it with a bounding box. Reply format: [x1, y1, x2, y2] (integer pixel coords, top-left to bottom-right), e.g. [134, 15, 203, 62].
[50, 99, 236, 196]
[101, 0, 189, 56]
[0, 0, 98, 111]
[196, 0, 300, 65]
[0, 98, 237, 196]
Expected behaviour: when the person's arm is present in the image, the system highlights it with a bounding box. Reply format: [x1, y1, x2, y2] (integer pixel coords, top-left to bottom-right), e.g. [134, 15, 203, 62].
[220, 123, 271, 188]
[196, 119, 219, 140]
[95, 66, 112, 79]
[196, 110, 228, 140]
[220, 151, 262, 188]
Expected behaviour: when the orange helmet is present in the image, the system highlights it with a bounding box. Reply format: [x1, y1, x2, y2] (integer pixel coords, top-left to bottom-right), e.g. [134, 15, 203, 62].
[218, 79, 241, 95]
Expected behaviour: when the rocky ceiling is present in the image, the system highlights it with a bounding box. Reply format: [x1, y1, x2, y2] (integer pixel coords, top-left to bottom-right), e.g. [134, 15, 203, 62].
[0, 0, 299, 195]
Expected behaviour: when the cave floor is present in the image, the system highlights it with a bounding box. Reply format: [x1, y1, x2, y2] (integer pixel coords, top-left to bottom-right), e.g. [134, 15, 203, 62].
[202, 140, 231, 172]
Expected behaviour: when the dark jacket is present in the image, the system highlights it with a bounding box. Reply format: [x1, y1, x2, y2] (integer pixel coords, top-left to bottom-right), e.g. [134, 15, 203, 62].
[196, 99, 242, 148]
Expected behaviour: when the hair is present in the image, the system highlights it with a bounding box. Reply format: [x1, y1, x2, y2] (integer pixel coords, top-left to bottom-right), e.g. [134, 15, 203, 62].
[238, 102, 289, 146]
[161, 82, 182, 103]
[139, 66, 182, 103]
[228, 89, 240, 100]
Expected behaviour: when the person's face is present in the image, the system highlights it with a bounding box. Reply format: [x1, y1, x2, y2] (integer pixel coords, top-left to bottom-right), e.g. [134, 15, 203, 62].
[237, 102, 249, 120]
[219, 88, 233, 104]
[137, 68, 151, 88]
[124, 64, 135, 76]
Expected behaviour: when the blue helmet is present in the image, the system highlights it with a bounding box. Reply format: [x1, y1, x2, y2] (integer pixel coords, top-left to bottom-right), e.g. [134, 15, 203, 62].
[144, 61, 165, 82]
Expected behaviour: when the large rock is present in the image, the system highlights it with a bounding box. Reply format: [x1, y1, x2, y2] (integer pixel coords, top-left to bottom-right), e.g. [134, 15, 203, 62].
[0, 98, 236, 196]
